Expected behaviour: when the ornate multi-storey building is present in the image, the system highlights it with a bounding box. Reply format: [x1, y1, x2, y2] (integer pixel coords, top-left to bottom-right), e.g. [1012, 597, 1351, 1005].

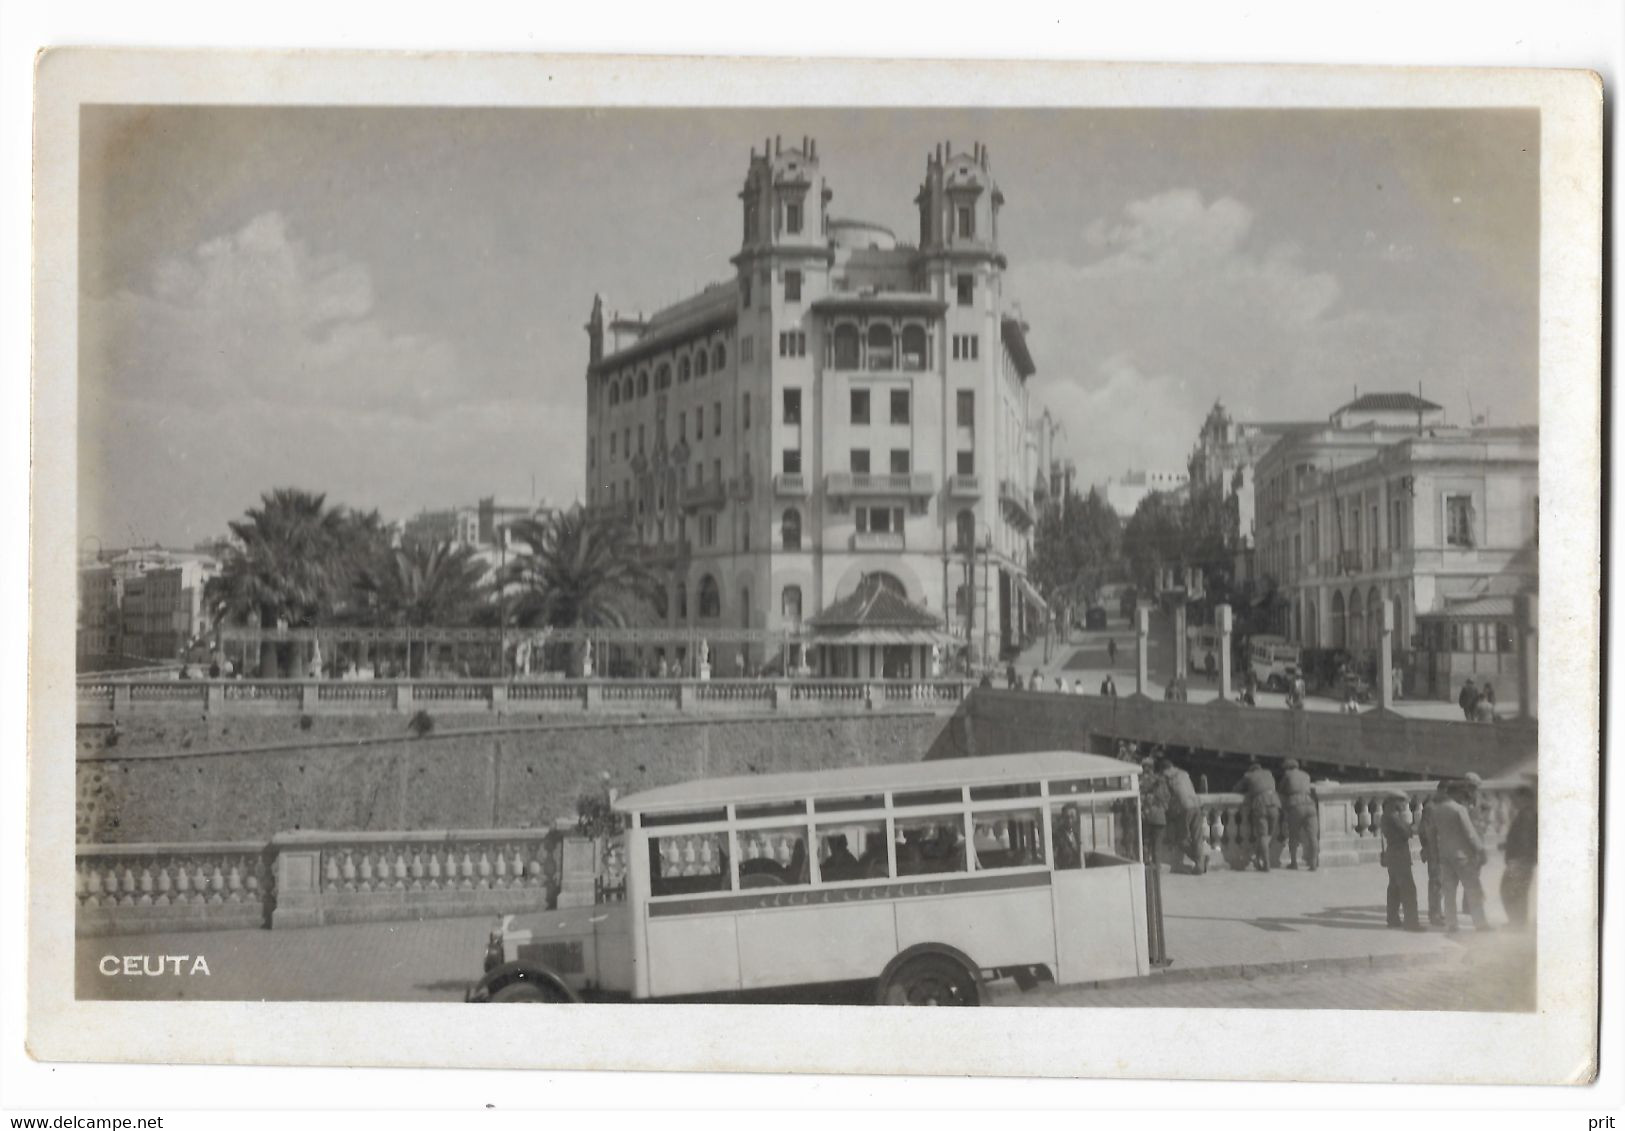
[582, 136, 1046, 675]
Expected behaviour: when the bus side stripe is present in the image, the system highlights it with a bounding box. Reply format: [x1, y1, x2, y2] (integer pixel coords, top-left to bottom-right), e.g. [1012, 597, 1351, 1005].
[647, 869, 1052, 918]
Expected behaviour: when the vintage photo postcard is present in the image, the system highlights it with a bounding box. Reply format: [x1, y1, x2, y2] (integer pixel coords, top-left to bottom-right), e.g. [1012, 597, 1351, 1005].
[27, 49, 1602, 1082]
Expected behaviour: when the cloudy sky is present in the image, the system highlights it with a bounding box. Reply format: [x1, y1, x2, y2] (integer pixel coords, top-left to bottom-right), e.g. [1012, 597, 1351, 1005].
[78, 106, 1538, 547]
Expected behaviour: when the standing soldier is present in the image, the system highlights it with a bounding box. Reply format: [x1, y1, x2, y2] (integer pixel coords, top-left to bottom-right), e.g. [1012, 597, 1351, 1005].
[1457, 677, 1480, 721]
[1500, 781, 1537, 929]
[1417, 783, 1449, 927]
[1107, 637, 1118, 666]
[1233, 760, 1281, 872]
[1278, 759, 1320, 871]
[1380, 791, 1423, 931]
[1435, 779, 1491, 933]
[1158, 754, 1207, 874]
[1139, 757, 1171, 866]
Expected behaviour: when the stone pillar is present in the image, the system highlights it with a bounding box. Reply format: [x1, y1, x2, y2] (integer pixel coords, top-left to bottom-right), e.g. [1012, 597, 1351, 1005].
[1135, 605, 1150, 696]
[1173, 602, 1188, 685]
[112, 683, 131, 715]
[1516, 592, 1538, 720]
[1377, 598, 1395, 711]
[394, 682, 414, 714]
[299, 682, 318, 714]
[205, 681, 224, 715]
[489, 682, 507, 713]
[1217, 603, 1233, 700]
[270, 847, 324, 928]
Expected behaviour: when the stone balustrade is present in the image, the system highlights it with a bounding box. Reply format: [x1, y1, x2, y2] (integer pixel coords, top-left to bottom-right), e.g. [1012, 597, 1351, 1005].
[1151, 779, 1523, 871]
[76, 841, 275, 935]
[77, 677, 977, 720]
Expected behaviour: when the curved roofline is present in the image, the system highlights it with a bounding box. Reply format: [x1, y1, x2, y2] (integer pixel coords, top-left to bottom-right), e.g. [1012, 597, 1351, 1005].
[615, 750, 1134, 813]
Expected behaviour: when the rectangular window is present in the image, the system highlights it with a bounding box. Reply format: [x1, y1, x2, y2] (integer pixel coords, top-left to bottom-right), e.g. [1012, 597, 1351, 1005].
[858, 506, 904, 534]
[971, 809, 1046, 870]
[714, 402, 722, 436]
[786, 202, 803, 234]
[637, 425, 645, 454]
[850, 389, 870, 425]
[952, 334, 980, 360]
[649, 831, 730, 897]
[609, 432, 618, 459]
[890, 448, 911, 475]
[1446, 494, 1474, 547]
[957, 206, 974, 240]
[713, 458, 722, 486]
[896, 813, 967, 877]
[737, 825, 809, 887]
[778, 330, 806, 358]
[890, 388, 910, 424]
[783, 448, 801, 474]
[694, 406, 703, 440]
[849, 449, 871, 474]
[784, 269, 802, 302]
[677, 412, 686, 442]
[816, 820, 888, 882]
[956, 389, 975, 428]
[956, 273, 974, 306]
[957, 450, 974, 475]
[741, 336, 754, 364]
[743, 393, 752, 429]
[783, 388, 801, 424]
[741, 275, 752, 308]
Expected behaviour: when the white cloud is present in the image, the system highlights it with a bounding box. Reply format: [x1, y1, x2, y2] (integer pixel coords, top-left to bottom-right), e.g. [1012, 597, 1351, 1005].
[1011, 190, 1411, 489]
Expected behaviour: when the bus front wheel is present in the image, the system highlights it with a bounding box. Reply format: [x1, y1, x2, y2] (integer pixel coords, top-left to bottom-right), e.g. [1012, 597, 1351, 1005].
[489, 976, 574, 1003]
[879, 954, 980, 1007]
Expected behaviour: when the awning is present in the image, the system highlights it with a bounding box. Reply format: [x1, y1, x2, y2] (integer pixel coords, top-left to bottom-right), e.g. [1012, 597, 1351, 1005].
[810, 628, 962, 648]
[1015, 575, 1048, 613]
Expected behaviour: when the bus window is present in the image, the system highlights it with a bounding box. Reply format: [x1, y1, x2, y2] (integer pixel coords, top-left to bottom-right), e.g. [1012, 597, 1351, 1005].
[816, 820, 889, 882]
[737, 825, 810, 888]
[649, 831, 730, 897]
[970, 808, 1045, 870]
[1051, 804, 1083, 870]
[894, 813, 967, 876]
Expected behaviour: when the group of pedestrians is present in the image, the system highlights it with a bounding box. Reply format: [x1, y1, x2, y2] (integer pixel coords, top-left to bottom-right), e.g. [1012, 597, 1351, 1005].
[1137, 750, 1209, 874]
[1457, 677, 1500, 723]
[1379, 772, 1537, 933]
[1231, 758, 1320, 872]
[1004, 664, 1119, 697]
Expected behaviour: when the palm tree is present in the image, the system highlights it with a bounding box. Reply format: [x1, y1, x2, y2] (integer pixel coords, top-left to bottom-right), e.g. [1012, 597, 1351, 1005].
[501, 506, 660, 675]
[204, 488, 349, 676]
[355, 538, 491, 675]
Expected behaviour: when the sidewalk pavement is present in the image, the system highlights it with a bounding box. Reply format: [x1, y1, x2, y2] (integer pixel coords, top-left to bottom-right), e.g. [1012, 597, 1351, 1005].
[77, 855, 1527, 1007]
[1009, 621, 1476, 724]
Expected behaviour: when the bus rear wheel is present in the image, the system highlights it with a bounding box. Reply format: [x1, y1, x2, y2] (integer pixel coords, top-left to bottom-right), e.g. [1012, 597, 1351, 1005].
[879, 955, 980, 1007]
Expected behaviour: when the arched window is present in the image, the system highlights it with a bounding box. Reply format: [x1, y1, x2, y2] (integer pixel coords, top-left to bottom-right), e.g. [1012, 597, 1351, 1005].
[955, 584, 970, 619]
[637, 370, 650, 397]
[695, 348, 709, 377]
[621, 375, 634, 403]
[782, 585, 802, 625]
[655, 363, 671, 390]
[781, 508, 802, 551]
[1306, 599, 1318, 648]
[678, 356, 691, 383]
[1348, 589, 1364, 650]
[712, 343, 726, 371]
[651, 586, 669, 619]
[1368, 586, 1384, 646]
[1331, 590, 1346, 649]
[956, 509, 975, 552]
[867, 323, 894, 370]
[832, 324, 860, 370]
[676, 581, 688, 620]
[901, 324, 928, 371]
[698, 575, 721, 618]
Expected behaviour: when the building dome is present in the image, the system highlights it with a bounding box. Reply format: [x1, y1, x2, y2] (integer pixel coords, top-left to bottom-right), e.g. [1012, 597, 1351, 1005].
[828, 218, 897, 251]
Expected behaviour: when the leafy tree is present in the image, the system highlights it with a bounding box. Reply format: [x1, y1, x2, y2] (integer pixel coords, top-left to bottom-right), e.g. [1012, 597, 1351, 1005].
[353, 538, 491, 675]
[205, 488, 349, 675]
[500, 506, 660, 675]
[1121, 491, 1186, 594]
[1029, 487, 1124, 628]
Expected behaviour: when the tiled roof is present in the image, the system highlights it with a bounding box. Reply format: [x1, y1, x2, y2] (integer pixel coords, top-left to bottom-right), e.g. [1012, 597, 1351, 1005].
[807, 576, 941, 630]
[1423, 596, 1518, 619]
[595, 281, 738, 370]
[1339, 392, 1443, 413]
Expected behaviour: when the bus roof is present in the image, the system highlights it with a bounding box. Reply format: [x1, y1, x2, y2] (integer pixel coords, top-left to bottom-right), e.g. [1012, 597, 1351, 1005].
[615, 751, 1134, 814]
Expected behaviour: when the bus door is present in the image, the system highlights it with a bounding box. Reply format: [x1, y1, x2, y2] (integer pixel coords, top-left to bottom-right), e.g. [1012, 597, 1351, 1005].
[1048, 795, 1152, 984]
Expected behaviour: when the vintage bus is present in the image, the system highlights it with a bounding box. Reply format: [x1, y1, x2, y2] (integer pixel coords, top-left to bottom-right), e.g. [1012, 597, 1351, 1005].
[467, 751, 1150, 1006]
[1248, 635, 1303, 692]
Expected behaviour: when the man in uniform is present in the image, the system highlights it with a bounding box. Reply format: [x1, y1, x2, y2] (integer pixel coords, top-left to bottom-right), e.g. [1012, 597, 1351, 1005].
[1379, 791, 1423, 930]
[1278, 758, 1320, 871]
[1158, 754, 1206, 874]
[1139, 757, 1171, 865]
[1417, 782, 1449, 926]
[1434, 779, 1491, 932]
[1233, 759, 1281, 871]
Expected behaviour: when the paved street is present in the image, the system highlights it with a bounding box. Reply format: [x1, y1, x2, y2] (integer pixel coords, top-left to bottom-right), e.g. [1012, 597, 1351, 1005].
[78, 855, 1533, 1010]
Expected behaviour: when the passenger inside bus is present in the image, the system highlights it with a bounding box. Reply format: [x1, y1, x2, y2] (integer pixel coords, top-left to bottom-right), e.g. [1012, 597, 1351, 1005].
[819, 833, 861, 880]
[896, 816, 966, 876]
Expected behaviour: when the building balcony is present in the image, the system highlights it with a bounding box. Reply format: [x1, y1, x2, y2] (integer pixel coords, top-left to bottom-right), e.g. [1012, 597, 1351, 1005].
[946, 474, 981, 499]
[680, 480, 727, 511]
[773, 472, 808, 497]
[998, 478, 1033, 527]
[851, 531, 905, 552]
[824, 472, 936, 499]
